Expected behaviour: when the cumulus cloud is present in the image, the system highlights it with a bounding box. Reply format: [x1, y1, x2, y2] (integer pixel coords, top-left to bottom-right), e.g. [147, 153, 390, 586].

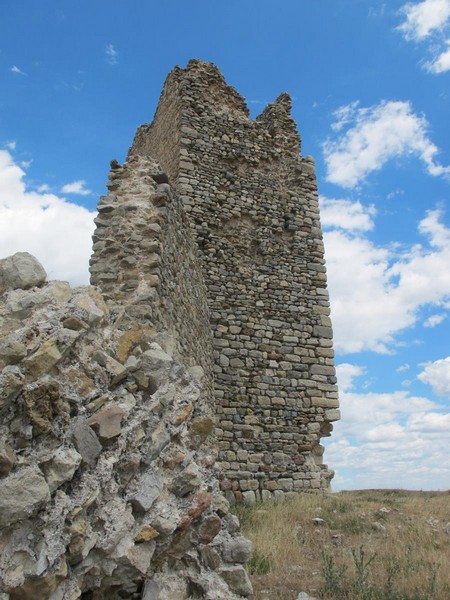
[319, 197, 376, 232]
[336, 363, 365, 392]
[423, 313, 446, 327]
[0, 149, 95, 285]
[325, 205, 450, 353]
[10, 65, 26, 75]
[418, 356, 450, 396]
[61, 180, 91, 196]
[323, 100, 450, 188]
[105, 43, 118, 65]
[398, 1, 450, 74]
[398, 0, 450, 41]
[425, 40, 450, 71]
[324, 365, 450, 490]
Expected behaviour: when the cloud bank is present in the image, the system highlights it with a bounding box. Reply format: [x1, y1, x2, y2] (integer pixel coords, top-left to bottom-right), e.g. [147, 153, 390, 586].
[398, 0, 450, 73]
[323, 100, 449, 188]
[322, 199, 450, 354]
[0, 149, 95, 285]
[325, 363, 450, 490]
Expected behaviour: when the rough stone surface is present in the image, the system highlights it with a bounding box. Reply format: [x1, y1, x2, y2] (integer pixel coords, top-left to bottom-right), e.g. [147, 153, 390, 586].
[110, 58, 339, 499]
[0, 466, 50, 527]
[0, 247, 253, 598]
[0, 59, 340, 598]
[0, 252, 46, 295]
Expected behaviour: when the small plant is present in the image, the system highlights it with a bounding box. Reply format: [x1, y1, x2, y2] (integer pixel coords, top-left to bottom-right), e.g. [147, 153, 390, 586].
[385, 557, 401, 599]
[320, 549, 347, 597]
[351, 546, 377, 598]
[340, 514, 368, 535]
[248, 551, 272, 575]
[427, 562, 440, 598]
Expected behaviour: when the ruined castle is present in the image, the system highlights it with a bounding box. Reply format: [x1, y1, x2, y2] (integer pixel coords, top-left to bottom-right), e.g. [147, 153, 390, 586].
[0, 60, 338, 598]
[90, 59, 339, 502]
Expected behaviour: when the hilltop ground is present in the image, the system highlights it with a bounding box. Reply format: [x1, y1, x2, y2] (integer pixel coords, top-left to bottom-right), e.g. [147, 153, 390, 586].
[236, 489, 450, 600]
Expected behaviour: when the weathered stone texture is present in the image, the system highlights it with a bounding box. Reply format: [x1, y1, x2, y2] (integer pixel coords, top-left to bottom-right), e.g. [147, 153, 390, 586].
[126, 59, 339, 501]
[0, 59, 339, 599]
[0, 257, 252, 598]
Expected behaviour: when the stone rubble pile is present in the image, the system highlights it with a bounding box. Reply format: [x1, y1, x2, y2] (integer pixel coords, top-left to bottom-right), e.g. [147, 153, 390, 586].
[0, 253, 252, 599]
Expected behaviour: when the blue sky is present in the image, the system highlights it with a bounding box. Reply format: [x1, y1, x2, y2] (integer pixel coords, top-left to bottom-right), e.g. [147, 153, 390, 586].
[1, 0, 449, 490]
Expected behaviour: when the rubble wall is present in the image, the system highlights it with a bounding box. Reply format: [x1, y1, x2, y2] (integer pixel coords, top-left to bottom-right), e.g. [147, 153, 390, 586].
[88, 154, 214, 395]
[0, 252, 252, 600]
[129, 60, 340, 503]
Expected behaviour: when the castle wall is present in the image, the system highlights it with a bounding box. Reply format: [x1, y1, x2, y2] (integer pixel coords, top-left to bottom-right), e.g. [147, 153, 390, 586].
[128, 60, 340, 503]
[89, 154, 214, 394]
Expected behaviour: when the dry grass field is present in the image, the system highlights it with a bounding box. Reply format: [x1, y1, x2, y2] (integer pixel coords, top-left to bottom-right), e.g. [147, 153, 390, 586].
[235, 490, 450, 600]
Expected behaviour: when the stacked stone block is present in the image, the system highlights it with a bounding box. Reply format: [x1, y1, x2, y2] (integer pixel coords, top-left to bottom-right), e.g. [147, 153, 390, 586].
[119, 60, 339, 502]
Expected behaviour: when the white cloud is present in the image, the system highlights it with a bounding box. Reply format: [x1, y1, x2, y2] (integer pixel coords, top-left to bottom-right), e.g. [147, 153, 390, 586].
[105, 43, 118, 65]
[418, 356, 450, 396]
[398, 0, 450, 41]
[425, 40, 450, 71]
[396, 363, 410, 372]
[324, 371, 450, 490]
[336, 363, 365, 392]
[325, 207, 450, 353]
[5, 141, 16, 151]
[0, 149, 95, 285]
[61, 180, 91, 196]
[323, 100, 450, 188]
[319, 197, 376, 231]
[423, 313, 446, 327]
[10, 65, 26, 75]
[398, 1, 450, 75]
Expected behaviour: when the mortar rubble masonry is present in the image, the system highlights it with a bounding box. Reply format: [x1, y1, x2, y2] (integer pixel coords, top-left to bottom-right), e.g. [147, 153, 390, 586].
[0, 59, 339, 599]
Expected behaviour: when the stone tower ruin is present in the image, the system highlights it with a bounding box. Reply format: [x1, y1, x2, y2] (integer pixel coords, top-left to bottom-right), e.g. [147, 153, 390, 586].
[90, 59, 339, 504]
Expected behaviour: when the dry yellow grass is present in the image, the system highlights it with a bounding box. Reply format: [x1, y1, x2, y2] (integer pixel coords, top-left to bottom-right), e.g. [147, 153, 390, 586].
[235, 490, 450, 600]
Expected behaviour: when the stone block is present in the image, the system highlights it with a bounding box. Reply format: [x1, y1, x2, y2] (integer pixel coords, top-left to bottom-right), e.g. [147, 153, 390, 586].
[88, 405, 126, 440]
[0, 365, 24, 410]
[218, 565, 253, 597]
[324, 408, 341, 422]
[0, 465, 50, 527]
[41, 447, 82, 492]
[0, 252, 46, 294]
[129, 471, 164, 513]
[72, 418, 102, 466]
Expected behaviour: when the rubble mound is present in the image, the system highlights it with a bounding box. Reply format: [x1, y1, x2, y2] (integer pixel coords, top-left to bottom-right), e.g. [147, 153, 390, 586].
[0, 257, 252, 599]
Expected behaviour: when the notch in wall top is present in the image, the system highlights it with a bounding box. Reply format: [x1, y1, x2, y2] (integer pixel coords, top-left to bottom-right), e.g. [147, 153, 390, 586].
[257, 91, 301, 155]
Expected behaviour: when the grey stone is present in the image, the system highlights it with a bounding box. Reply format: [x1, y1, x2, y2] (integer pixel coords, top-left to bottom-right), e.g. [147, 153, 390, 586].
[0, 441, 17, 476]
[0, 465, 50, 527]
[222, 536, 252, 563]
[324, 408, 341, 422]
[142, 580, 160, 600]
[218, 565, 253, 597]
[0, 337, 27, 364]
[0, 365, 24, 410]
[72, 418, 102, 466]
[170, 463, 201, 497]
[41, 447, 82, 492]
[0, 252, 46, 294]
[93, 350, 127, 387]
[129, 471, 163, 512]
[139, 343, 173, 385]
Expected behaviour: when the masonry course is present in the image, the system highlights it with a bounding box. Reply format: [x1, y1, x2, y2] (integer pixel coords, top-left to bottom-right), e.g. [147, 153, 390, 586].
[0, 60, 339, 598]
[91, 59, 340, 503]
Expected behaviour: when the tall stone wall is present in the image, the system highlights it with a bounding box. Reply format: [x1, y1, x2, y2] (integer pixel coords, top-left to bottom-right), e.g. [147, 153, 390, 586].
[89, 153, 214, 398]
[127, 60, 340, 503]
